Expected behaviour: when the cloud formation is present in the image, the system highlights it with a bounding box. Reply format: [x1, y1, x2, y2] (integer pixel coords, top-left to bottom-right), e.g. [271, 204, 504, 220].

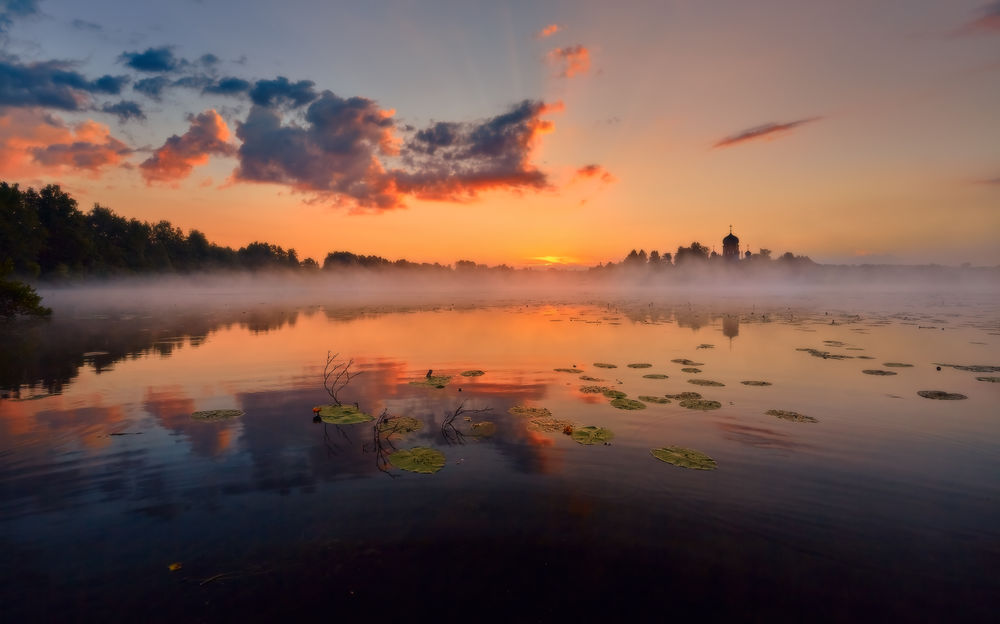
[958, 1, 1000, 34]
[249, 76, 318, 108]
[713, 117, 822, 148]
[0, 0, 38, 34]
[101, 99, 145, 121]
[0, 110, 131, 175]
[0, 57, 128, 110]
[573, 164, 616, 184]
[140, 109, 235, 183]
[203, 76, 251, 96]
[120, 46, 178, 72]
[537, 23, 560, 38]
[29, 119, 132, 170]
[547, 44, 590, 78]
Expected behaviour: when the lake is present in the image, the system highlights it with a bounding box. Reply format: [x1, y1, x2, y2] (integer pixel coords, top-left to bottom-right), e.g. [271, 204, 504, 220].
[2, 286, 998, 621]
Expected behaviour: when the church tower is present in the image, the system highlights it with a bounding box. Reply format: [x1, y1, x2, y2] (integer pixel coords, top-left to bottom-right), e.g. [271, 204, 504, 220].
[722, 226, 740, 260]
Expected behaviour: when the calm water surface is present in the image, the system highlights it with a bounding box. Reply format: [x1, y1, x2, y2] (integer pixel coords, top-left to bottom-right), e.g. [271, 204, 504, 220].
[2, 293, 998, 621]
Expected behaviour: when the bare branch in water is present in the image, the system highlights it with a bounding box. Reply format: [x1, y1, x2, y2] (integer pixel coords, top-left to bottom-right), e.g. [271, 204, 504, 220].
[442, 400, 492, 445]
[323, 351, 362, 406]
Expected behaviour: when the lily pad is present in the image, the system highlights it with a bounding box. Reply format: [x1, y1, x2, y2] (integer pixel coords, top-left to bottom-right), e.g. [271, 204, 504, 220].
[316, 404, 373, 424]
[642, 374, 669, 379]
[917, 390, 967, 400]
[862, 369, 896, 376]
[461, 370, 485, 377]
[638, 395, 671, 404]
[611, 397, 646, 410]
[671, 358, 704, 366]
[602, 389, 627, 399]
[883, 363, 913, 368]
[579, 375, 604, 381]
[696, 344, 715, 350]
[509, 405, 552, 418]
[976, 376, 1000, 383]
[767, 409, 817, 423]
[627, 363, 653, 368]
[469, 421, 497, 437]
[665, 391, 701, 400]
[651, 446, 717, 470]
[856, 356, 875, 360]
[527, 416, 574, 433]
[688, 379, 724, 387]
[679, 399, 721, 411]
[389, 447, 446, 474]
[378, 415, 422, 437]
[580, 385, 613, 394]
[797, 348, 852, 360]
[740, 381, 772, 386]
[409, 375, 452, 388]
[936, 363, 1000, 373]
[681, 367, 701, 373]
[571, 426, 615, 445]
[593, 362, 618, 369]
[554, 368, 584, 373]
[192, 409, 244, 421]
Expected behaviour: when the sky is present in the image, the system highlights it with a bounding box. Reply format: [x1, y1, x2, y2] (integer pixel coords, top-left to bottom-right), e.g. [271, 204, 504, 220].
[1, 0, 998, 267]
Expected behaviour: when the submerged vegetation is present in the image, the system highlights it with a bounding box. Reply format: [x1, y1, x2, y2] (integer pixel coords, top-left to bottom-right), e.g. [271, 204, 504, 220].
[651, 446, 718, 470]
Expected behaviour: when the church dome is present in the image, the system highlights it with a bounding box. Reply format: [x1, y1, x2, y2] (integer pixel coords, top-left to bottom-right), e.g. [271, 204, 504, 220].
[723, 232, 739, 244]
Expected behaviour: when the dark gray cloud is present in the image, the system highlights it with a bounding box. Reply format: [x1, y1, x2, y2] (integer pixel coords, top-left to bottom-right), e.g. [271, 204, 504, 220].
[101, 99, 145, 121]
[203, 76, 251, 96]
[0, 0, 38, 34]
[713, 117, 822, 148]
[133, 75, 171, 98]
[0, 57, 128, 110]
[249, 76, 318, 108]
[959, 1, 1000, 34]
[198, 53, 220, 66]
[120, 47, 178, 72]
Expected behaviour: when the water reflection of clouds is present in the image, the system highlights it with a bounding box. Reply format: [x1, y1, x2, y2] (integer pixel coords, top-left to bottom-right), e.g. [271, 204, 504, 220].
[143, 386, 239, 458]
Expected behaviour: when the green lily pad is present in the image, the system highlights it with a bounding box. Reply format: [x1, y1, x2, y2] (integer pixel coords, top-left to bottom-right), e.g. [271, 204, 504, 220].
[688, 379, 724, 387]
[469, 421, 497, 437]
[555, 368, 583, 373]
[679, 399, 721, 411]
[627, 363, 652, 368]
[389, 447, 446, 474]
[883, 363, 913, 368]
[509, 405, 552, 418]
[862, 369, 897, 376]
[696, 344, 715, 350]
[671, 359, 704, 366]
[580, 385, 613, 394]
[666, 392, 701, 400]
[316, 404, 373, 424]
[797, 348, 852, 360]
[642, 374, 669, 379]
[740, 381, 772, 386]
[651, 446, 717, 470]
[767, 409, 817, 423]
[681, 367, 701, 373]
[602, 389, 627, 399]
[527, 416, 574, 433]
[192, 409, 244, 421]
[593, 362, 618, 368]
[638, 395, 671, 404]
[378, 415, 422, 437]
[579, 375, 604, 382]
[409, 375, 452, 388]
[856, 355, 875, 360]
[917, 390, 967, 400]
[936, 364, 1000, 373]
[976, 376, 999, 383]
[611, 397, 646, 410]
[461, 370, 485, 377]
[571, 426, 615, 445]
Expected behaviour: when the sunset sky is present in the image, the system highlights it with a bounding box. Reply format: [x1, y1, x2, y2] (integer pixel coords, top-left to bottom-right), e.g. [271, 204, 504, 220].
[2, 0, 998, 267]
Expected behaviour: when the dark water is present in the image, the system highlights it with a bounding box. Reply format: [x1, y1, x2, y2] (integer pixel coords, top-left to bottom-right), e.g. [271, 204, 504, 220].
[2, 295, 998, 621]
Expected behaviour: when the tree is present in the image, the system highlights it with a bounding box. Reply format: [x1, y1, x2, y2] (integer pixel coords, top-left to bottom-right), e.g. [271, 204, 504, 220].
[0, 260, 51, 318]
[675, 242, 710, 264]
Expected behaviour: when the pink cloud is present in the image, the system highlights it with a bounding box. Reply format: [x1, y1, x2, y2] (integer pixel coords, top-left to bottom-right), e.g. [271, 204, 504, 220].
[537, 23, 560, 38]
[547, 44, 590, 78]
[141, 109, 235, 183]
[713, 117, 822, 149]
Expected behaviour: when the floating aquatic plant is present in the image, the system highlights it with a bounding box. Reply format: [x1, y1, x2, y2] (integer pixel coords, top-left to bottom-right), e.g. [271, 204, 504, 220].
[665, 391, 701, 400]
[740, 381, 772, 386]
[696, 344, 715, 350]
[611, 397, 646, 410]
[554, 368, 584, 373]
[580, 375, 604, 381]
[389, 447, 446, 473]
[602, 389, 627, 399]
[651, 446, 717, 470]
[315, 404, 373, 424]
[627, 363, 652, 368]
[469, 421, 497, 437]
[883, 363, 913, 368]
[461, 370, 485, 377]
[191, 409, 244, 421]
[935, 364, 1000, 373]
[571, 426, 615, 445]
[638, 395, 671, 404]
[688, 379, 724, 387]
[862, 369, 897, 376]
[917, 390, 967, 400]
[797, 348, 852, 360]
[527, 416, 574, 433]
[377, 415, 422, 437]
[409, 375, 452, 388]
[681, 367, 701, 373]
[580, 385, 613, 394]
[976, 376, 999, 383]
[679, 398, 721, 410]
[509, 405, 552, 418]
[767, 409, 817, 423]
[642, 374, 669, 379]
[671, 358, 704, 366]
[593, 362, 618, 368]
